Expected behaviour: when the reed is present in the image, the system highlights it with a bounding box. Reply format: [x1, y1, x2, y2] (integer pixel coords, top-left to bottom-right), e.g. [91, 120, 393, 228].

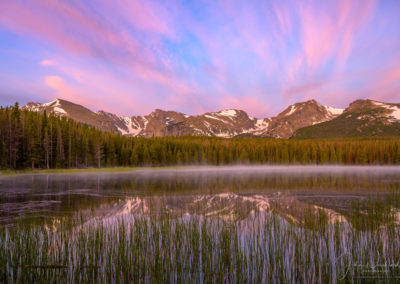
[1, 210, 399, 283]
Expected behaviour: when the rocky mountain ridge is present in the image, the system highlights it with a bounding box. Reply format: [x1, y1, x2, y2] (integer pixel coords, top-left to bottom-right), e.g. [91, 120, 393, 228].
[22, 98, 347, 138]
[293, 99, 400, 138]
[21, 98, 400, 138]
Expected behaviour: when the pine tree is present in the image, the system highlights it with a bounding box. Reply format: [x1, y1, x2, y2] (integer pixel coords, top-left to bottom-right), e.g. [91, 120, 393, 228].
[0, 104, 399, 169]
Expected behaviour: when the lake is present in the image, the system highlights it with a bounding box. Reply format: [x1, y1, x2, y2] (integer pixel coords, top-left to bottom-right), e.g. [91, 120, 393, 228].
[1, 166, 400, 283]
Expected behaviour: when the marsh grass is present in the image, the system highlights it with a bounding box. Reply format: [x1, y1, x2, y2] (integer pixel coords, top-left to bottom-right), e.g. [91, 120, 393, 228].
[0, 165, 217, 176]
[1, 211, 400, 283]
[0, 167, 144, 176]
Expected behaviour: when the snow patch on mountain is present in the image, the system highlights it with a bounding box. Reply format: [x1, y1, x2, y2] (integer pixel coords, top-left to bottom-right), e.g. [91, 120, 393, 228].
[372, 101, 400, 122]
[285, 105, 296, 116]
[30, 99, 68, 116]
[193, 128, 206, 135]
[245, 119, 270, 135]
[255, 119, 269, 130]
[204, 114, 226, 122]
[23, 102, 41, 112]
[23, 98, 377, 138]
[121, 117, 145, 136]
[42, 99, 60, 107]
[324, 106, 344, 116]
[218, 109, 237, 117]
[116, 117, 136, 135]
[215, 131, 235, 138]
[164, 117, 174, 125]
[390, 107, 400, 121]
[372, 101, 386, 107]
[53, 107, 67, 115]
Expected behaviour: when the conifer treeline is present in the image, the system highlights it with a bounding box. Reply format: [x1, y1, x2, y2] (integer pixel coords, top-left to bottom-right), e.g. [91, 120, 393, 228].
[1, 103, 400, 169]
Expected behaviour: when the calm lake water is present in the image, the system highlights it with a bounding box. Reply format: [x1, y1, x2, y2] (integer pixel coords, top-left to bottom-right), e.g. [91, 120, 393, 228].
[1, 166, 400, 283]
[1, 165, 400, 227]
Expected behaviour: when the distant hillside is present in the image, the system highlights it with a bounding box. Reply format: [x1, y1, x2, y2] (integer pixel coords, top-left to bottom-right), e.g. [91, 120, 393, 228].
[21, 98, 400, 139]
[22, 98, 344, 138]
[2, 104, 400, 169]
[293, 100, 400, 139]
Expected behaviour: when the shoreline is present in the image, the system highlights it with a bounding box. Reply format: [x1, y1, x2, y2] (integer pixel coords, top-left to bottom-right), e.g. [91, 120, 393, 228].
[2, 164, 400, 176]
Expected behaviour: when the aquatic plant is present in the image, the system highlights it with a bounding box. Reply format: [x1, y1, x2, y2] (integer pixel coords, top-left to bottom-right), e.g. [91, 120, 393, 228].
[1, 211, 399, 283]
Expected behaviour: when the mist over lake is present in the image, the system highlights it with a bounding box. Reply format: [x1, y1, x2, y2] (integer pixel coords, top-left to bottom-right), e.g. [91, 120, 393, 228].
[2, 0, 400, 281]
[1, 166, 400, 282]
[2, 165, 400, 225]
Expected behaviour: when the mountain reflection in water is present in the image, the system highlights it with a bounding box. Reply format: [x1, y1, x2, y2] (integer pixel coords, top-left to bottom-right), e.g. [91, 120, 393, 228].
[1, 166, 400, 230]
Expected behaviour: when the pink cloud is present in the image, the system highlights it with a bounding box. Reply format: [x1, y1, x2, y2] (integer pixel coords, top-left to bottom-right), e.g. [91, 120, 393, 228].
[365, 65, 400, 102]
[43, 75, 117, 112]
[43, 62, 152, 115]
[283, 81, 327, 98]
[292, 62, 400, 107]
[41, 54, 192, 116]
[39, 59, 55, 66]
[1, 0, 397, 117]
[0, 0, 177, 88]
[99, 0, 174, 37]
[284, 55, 304, 84]
[0, 1, 92, 55]
[44, 76, 82, 104]
[273, 1, 292, 36]
[298, 0, 377, 71]
[167, 93, 208, 115]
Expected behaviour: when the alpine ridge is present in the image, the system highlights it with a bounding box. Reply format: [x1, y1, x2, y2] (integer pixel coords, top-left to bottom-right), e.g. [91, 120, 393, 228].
[22, 98, 400, 138]
[293, 99, 400, 138]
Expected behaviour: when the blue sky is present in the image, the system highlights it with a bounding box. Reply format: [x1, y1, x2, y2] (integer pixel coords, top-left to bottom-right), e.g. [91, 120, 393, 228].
[0, 0, 399, 117]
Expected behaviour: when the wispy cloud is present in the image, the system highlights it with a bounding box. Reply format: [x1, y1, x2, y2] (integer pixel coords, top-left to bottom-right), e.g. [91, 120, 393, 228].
[0, 0, 398, 116]
[39, 59, 55, 66]
[297, 0, 377, 71]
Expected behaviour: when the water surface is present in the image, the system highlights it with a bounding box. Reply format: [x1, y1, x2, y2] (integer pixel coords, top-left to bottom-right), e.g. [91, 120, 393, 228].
[1, 166, 400, 228]
[2, 166, 400, 283]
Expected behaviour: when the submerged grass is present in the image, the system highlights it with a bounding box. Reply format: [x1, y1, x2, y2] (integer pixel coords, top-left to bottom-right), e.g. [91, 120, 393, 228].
[1, 212, 399, 283]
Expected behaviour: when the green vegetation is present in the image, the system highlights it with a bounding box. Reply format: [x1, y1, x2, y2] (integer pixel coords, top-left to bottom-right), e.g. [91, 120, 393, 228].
[1, 212, 400, 283]
[293, 107, 400, 138]
[2, 103, 400, 169]
[0, 167, 136, 175]
[0, 166, 213, 175]
[1, 165, 400, 282]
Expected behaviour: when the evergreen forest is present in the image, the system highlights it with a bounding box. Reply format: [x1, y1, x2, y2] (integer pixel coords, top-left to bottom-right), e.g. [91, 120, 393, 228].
[1, 103, 400, 169]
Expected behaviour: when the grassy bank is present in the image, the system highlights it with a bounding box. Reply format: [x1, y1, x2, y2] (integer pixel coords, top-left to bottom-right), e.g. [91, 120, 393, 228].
[0, 166, 201, 176]
[0, 167, 143, 176]
[2, 164, 400, 177]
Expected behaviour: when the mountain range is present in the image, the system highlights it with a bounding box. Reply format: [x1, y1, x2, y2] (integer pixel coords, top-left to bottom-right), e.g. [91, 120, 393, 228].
[22, 98, 400, 138]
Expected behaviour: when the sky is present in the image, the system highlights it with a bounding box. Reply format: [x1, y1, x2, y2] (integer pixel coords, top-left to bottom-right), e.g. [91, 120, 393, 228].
[0, 0, 400, 118]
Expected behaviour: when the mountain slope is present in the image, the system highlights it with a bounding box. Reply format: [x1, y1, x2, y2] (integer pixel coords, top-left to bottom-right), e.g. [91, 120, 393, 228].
[293, 100, 400, 138]
[23, 99, 125, 133]
[23, 99, 272, 137]
[138, 109, 189, 137]
[27, 98, 399, 139]
[167, 109, 269, 137]
[260, 99, 344, 138]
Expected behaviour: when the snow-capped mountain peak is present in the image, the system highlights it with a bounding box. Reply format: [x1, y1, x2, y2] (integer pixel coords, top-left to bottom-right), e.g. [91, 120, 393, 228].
[22, 98, 396, 138]
[324, 105, 344, 117]
[216, 109, 238, 117]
